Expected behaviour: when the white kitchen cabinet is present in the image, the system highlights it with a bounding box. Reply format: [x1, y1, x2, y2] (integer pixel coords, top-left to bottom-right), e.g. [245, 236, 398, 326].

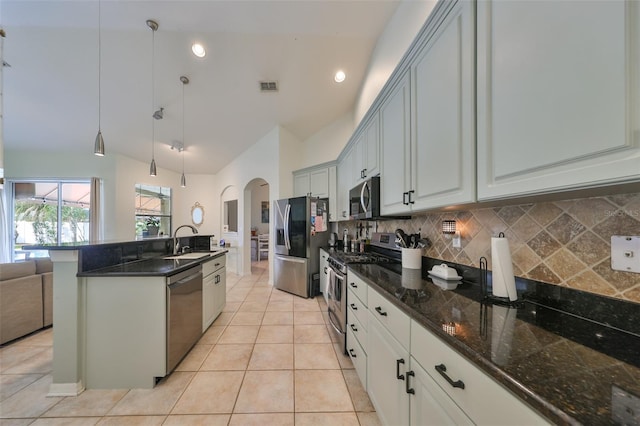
[336, 147, 353, 221]
[380, 71, 412, 215]
[367, 307, 410, 426]
[411, 320, 549, 425]
[409, 357, 474, 426]
[476, 0, 640, 200]
[293, 162, 337, 221]
[293, 167, 329, 198]
[319, 248, 329, 304]
[381, 0, 475, 215]
[411, 0, 475, 210]
[203, 255, 226, 331]
[347, 270, 370, 389]
[353, 112, 381, 184]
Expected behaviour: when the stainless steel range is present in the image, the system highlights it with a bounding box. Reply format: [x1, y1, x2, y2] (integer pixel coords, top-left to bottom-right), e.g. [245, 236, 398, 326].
[326, 233, 401, 354]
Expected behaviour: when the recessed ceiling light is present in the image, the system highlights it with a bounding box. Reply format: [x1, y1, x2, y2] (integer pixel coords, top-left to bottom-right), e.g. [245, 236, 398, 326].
[191, 43, 206, 58]
[334, 70, 346, 83]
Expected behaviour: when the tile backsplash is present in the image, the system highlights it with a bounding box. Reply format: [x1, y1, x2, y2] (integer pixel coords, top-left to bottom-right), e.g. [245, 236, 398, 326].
[338, 192, 640, 303]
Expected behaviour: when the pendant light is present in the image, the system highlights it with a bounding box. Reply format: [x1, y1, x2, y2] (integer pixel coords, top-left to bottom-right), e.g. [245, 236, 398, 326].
[147, 19, 158, 176]
[180, 75, 189, 188]
[94, 0, 105, 156]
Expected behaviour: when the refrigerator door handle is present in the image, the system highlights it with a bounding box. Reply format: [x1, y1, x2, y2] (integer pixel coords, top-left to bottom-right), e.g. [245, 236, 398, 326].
[284, 203, 291, 250]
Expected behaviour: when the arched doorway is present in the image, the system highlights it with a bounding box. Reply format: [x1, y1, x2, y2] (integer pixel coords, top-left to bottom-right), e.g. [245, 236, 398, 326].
[242, 178, 271, 282]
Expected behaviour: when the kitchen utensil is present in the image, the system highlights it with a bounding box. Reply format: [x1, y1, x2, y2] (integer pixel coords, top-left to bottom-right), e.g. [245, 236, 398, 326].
[395, 229, 409, 248]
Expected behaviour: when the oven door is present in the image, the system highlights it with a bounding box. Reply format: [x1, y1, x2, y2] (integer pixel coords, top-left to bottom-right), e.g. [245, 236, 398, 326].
[326, 264, 347, 353]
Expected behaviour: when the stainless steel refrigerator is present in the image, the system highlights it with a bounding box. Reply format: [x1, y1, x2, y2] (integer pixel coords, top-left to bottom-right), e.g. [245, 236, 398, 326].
[274, 196, 329, 298]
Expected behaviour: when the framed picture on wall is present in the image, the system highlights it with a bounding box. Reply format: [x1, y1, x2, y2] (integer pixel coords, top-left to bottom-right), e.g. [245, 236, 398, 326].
[261, 201, 269, 223]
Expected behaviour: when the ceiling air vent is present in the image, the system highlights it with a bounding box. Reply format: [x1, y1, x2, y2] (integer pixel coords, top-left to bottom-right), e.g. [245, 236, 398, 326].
[259, 81, 278, 92]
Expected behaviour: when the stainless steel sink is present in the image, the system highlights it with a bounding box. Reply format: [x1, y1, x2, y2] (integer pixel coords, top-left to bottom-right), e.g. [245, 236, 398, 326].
[164, 253, 212, 260]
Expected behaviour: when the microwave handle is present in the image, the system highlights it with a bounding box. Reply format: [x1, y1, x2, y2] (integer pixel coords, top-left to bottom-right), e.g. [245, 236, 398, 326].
[360, 181, 369, 214]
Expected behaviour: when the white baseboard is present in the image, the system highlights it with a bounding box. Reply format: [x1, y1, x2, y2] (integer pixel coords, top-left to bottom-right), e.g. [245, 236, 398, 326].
[48, 381, 84, 397]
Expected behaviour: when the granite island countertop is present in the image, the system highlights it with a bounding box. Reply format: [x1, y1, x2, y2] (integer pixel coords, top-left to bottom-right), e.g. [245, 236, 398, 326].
[348, 263, 640, 425]
[77, 250, 227, 277]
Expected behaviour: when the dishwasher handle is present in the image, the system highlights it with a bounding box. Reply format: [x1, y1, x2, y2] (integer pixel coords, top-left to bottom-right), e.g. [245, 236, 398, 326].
[167, 265, 203, 286]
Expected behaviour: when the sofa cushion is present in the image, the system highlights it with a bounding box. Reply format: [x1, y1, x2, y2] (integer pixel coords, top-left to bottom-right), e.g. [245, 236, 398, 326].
[34, 258, 53, 274]
[0, 261, 36, 281]
[0, 275, 44, 344]
[42, 272, 53, 327]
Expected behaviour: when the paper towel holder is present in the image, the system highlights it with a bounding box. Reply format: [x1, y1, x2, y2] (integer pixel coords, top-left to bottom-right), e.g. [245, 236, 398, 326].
[479, 256, 523, 308]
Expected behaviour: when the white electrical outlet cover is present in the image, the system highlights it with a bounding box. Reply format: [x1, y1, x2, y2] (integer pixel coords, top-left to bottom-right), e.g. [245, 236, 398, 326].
[611, 236, 640, 273]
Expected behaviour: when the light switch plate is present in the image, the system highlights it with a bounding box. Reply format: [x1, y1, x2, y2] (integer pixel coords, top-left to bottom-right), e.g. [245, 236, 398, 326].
[611, 236, 640, 273]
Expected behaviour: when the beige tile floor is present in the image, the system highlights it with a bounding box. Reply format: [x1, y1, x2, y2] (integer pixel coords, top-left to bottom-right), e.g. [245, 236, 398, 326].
[0, 261, 380, 426]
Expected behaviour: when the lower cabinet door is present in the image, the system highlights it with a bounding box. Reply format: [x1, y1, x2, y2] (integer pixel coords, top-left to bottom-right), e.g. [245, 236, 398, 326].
[409, 357, 473, 426]
[367, 313, 410, 426]
[346, 326, 367, 390]
[202, 273, 216, 331]
[213, 267, 226, 319]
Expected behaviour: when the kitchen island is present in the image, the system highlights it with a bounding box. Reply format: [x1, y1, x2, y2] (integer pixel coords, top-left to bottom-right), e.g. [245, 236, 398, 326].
[23, 238, 227, 394]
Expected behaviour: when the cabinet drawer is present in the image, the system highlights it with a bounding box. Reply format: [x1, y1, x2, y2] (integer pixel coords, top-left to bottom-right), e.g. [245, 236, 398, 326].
[347, 326, 367, 390]
[347, 270, 368, 305]
[203, 255, 226, 276]
[347, 307, 368, 354]
[368, 287, 410, 350]
[347, 289, 368, 330]
[411, 320, 549, 425]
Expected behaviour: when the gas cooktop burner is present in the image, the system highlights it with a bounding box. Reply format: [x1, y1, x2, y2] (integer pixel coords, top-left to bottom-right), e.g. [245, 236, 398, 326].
[339, 253, 397, 264]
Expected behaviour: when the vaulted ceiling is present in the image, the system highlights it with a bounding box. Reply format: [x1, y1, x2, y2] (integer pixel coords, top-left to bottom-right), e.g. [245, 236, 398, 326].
[1, 0, 400, 174]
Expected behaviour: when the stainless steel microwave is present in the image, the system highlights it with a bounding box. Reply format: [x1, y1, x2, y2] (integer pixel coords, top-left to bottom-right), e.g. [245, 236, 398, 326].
[349, 176, 381, 220]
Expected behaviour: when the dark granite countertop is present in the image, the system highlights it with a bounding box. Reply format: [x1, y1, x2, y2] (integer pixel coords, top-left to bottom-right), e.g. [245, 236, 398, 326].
[22, 237, 172, 251]
[77, 250, 227, 277]
[348, 263, 640, 426]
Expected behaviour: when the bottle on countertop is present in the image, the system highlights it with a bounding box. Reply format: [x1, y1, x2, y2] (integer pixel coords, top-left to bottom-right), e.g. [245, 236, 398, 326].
[343, 229, 349, 252]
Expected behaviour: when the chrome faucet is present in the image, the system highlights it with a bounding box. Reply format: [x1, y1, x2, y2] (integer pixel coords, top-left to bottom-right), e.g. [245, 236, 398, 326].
[173, 224, 198, 254]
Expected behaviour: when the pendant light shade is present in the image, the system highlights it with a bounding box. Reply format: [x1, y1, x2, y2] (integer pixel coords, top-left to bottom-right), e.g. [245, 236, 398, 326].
[180, 75, 189, 188]
[94, 0, 105, 156]
[94, 131, 105, 157]
[147, 19, 158, 176]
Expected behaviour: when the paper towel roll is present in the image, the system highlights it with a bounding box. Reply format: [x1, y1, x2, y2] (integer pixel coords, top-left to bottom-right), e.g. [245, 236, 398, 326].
[491, 236, 517, 301]
[491, 305, 518, 366]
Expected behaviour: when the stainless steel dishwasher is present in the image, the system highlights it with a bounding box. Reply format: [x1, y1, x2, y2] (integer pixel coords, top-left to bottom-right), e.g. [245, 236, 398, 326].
[167, 265, 203, 373]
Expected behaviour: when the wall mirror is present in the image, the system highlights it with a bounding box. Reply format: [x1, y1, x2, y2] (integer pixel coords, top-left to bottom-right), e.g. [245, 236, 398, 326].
[191, 202, 204, 227]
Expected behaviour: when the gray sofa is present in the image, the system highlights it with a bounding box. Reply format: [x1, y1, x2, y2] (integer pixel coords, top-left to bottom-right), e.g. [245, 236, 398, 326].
[0, 258, 53, 345]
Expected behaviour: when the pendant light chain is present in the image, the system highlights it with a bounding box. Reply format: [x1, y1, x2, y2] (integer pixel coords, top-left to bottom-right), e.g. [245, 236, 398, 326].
[97, 0, 101, 131]
[180, 75, 189, 188]
[148, 19, 158, 176]
[93, 0, 105, 156]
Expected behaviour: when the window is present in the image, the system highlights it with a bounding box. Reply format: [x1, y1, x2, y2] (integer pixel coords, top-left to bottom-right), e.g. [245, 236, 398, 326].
[11, 180, 91, 260]
[135, 184, 171, 239]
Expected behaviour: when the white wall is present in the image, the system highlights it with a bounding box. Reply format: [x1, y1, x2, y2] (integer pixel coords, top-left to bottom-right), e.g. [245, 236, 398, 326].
[299, 111, 354, 169]
[354, 0, 437, 126]
[299, 0, 436, 160]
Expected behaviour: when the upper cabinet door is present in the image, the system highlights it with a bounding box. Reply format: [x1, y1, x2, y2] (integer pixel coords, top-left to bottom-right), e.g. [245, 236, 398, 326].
[380, 72, 412, 215]
[364, 112, 381, 179]
[293, 173, 311, 197]
[309, 168, 330, 198]
[411, 0, 476, 210]
[477, 0, 640, 200]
